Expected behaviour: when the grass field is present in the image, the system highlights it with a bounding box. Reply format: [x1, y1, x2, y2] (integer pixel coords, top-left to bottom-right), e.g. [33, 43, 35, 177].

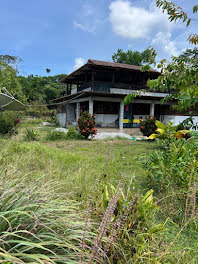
[0, 121, 198, 263]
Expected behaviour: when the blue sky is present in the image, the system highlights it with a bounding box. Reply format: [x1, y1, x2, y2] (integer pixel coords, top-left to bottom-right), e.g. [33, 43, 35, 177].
[1, 0, 197, 76]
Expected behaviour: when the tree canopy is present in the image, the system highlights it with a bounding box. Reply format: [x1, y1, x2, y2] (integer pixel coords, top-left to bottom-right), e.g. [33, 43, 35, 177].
[0, 55, 67, 105]
[112, 48, 152, 66]
[148, 47, 198, 112]
[0, 57, 25, 102]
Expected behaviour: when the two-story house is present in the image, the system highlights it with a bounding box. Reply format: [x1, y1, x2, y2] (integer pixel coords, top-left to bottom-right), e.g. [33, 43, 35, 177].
[52, 59, 178, 129]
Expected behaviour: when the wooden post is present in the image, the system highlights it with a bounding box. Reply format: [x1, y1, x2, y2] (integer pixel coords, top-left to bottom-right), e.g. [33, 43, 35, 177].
[66, 83, 69, 95]
[70, 82, 72, 94]
[77, 78, 79, 92]
[112, 72, 115, 87]
[91, 71, 95, 91]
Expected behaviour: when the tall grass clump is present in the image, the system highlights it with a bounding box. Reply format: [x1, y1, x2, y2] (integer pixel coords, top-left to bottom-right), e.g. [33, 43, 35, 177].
[0, 171, 93, 264]
[23, 128, 38, 141]
[45, 130, 68, 141]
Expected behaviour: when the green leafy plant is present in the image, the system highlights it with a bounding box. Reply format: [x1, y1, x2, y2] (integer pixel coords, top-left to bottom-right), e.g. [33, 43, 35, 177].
[78, 112, 97, 139]
[82, 176, 166, 263]
[139, 116, 157, 137]
[177, 116, 198, 131]
[149, 120, 189, 140]
[66, 126, 83, 140]
[143, 138, 198, 193]
[24, 128, 38, 141]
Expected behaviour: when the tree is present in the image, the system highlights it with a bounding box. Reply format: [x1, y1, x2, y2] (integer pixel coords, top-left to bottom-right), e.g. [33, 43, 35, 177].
[148, 48, 198, 111]
[147, 1, 198, 111]
[18, 74, 67, 104]
[156, 0, 198, 44]
[0, 56, 25, 102]
[125, 1, 198, 112]
[112, 48, 152, 66]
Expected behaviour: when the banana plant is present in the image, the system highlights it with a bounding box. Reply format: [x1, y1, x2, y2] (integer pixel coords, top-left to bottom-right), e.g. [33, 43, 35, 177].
[149, 120, 189, 140]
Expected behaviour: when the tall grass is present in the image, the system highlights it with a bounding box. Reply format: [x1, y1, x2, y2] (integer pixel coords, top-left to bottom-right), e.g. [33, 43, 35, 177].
[0, 170, 94, 264]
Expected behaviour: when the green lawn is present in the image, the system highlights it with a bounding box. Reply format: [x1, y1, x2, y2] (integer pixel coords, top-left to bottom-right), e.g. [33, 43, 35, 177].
[0, 123, 157, 199]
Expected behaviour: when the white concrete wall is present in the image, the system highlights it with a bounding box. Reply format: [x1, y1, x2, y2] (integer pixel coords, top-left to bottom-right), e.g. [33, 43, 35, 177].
[57, 113, 66, 127]
[160, 115, 198, 130]
[95, 114, 118, 127]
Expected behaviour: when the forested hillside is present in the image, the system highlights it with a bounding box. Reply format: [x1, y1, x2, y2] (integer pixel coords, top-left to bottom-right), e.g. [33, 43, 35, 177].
[0, 55, 67, 104]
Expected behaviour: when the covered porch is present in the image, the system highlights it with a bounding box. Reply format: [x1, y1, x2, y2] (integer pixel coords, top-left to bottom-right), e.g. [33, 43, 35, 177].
[65, 95, 164, 130]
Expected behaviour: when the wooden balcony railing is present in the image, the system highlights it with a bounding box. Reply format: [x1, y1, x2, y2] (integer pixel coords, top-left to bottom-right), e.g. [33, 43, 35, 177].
[75, 81, 161, 94]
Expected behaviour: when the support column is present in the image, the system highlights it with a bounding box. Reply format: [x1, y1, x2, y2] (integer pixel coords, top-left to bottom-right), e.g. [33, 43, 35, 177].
[91, 71, 95, 91]
[89, 98, 94, 115]
[119, 100, 124, 130]
[76, 102, 80, 121]
[150, 103, 155, 116]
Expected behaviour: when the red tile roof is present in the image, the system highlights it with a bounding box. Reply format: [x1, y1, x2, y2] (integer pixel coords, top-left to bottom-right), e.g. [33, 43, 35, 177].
[87, 59, 158, 73]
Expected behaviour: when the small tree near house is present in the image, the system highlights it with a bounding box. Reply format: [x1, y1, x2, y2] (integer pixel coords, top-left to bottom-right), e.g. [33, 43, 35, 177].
[78, 111, 97, 139]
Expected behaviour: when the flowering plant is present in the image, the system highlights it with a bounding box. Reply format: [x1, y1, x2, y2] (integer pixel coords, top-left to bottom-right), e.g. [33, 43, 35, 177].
[14, 118, 20, 125]
[78, 111, 97, 139]
[139, 116, 157, 137]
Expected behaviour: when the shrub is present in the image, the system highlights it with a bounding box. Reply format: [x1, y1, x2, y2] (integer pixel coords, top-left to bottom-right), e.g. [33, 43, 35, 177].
[139, 116, 157, 137]
[78, 112, 97, 139]
[45, 130, 67, 141]
[142, 139, 197, 193]
[0, 112, 19, 136]
[66, 126, 83, 140]
[24, 128, 38, 141]
[149, 121, 190, 141]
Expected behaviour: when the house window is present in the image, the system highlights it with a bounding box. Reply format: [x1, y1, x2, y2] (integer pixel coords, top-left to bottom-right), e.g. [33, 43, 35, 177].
[132, 103, 150, 115]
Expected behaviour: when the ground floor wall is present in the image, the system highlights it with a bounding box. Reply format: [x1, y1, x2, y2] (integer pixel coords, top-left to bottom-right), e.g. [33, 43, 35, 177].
[161, 115, 198, 128]
[95, 114, 118, 127]
[57, 113, 67, 127]
[56, 95, 197, 129]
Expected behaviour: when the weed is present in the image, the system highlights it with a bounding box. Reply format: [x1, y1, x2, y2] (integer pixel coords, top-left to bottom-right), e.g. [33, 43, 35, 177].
[23, 128, 38, 141]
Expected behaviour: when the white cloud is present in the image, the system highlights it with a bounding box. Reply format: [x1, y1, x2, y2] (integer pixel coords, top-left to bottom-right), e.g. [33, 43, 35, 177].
[73, 21, 95, 33]
[73, 57, 85, 70]
[109, 0, 174, 40]
[152, 32, 179, 56]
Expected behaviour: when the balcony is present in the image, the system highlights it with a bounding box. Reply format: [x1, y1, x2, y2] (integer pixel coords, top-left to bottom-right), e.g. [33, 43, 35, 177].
[77, 81, 148, 93]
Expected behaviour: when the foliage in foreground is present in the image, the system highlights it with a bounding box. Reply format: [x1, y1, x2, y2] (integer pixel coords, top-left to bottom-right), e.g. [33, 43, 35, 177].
[148, 120, 190, 140]
[143, 138, 198, 193]
[0, 172, 91, 264]
[82, 175, 166, 264]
